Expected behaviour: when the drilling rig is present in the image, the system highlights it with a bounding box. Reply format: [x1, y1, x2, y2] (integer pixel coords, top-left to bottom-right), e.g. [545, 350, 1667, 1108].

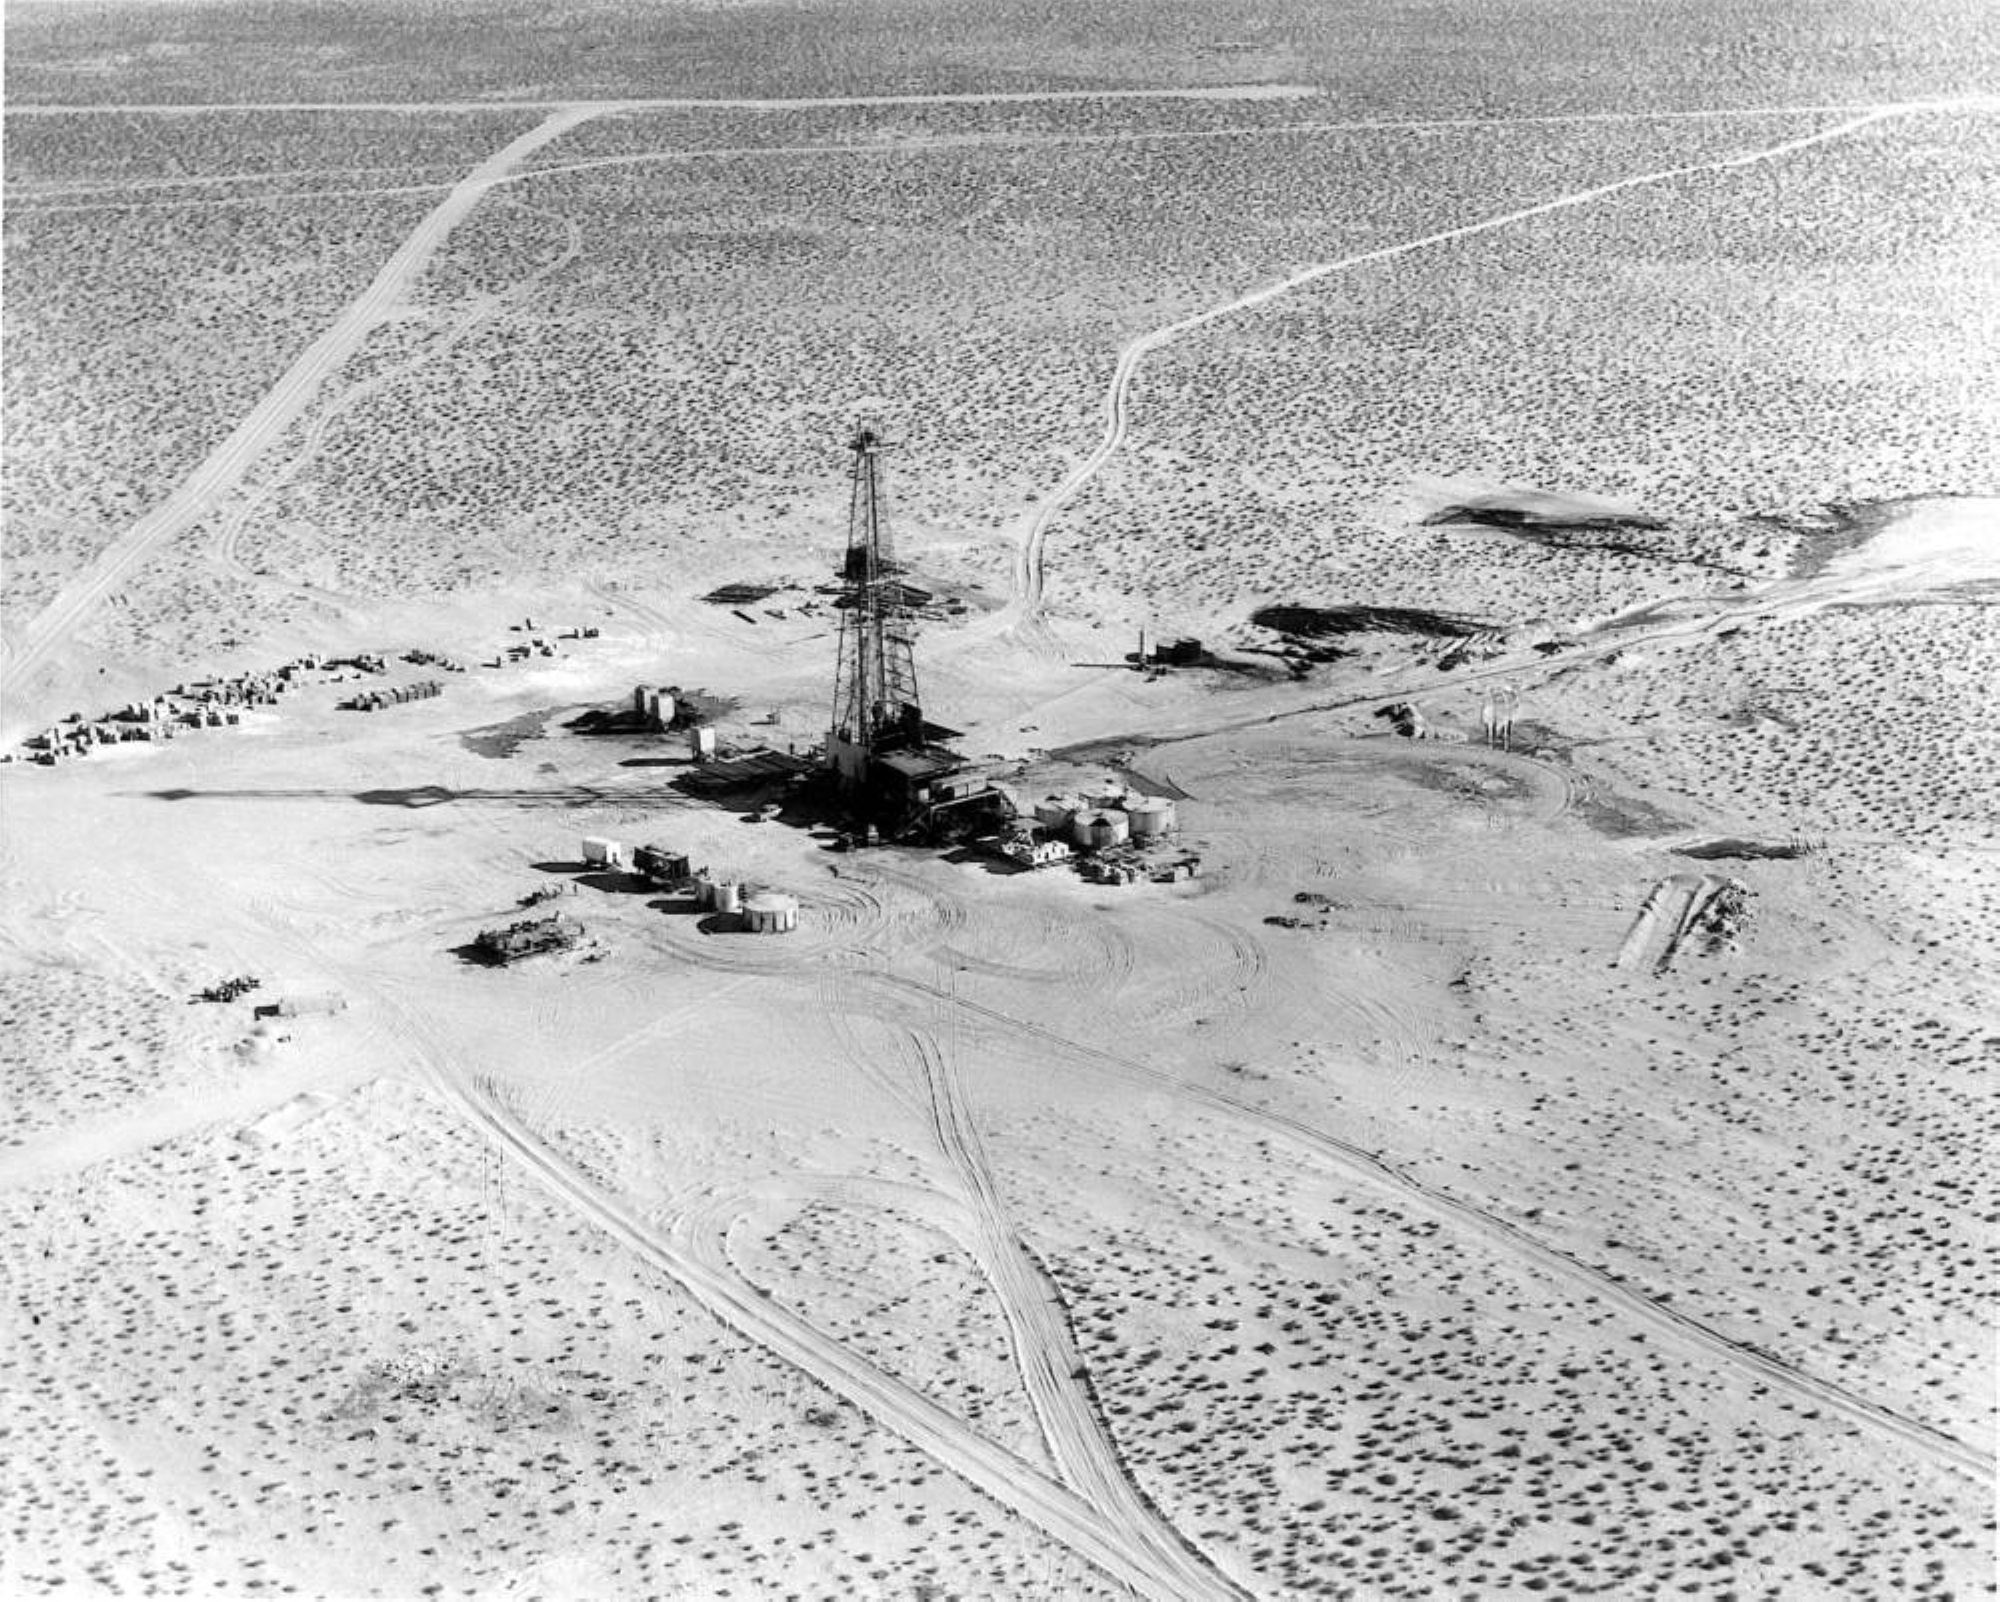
[827, 422, 925, 786]
[823, 423, 998, 837]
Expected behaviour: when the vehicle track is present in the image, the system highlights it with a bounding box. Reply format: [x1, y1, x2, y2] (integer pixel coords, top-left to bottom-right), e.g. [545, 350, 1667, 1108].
[1074, 522, 1996, 804]
[904, 1023, 1242, 1598]
[276, 923, 1247, 1600]
[7, 85, 1320, 117]
[583, 579, 676, 637]
[433, 1059, 1240, 1601]
[210, 193, 586, 589]
[1005, 102, 1932, 622]
[1, 104, 606, 706]
[1137, 910, 1268, 1040]
[874, 970, 1994, 1483]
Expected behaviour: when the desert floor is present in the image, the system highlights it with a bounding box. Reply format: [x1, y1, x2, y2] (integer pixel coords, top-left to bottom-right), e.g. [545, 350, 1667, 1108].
[3, 492, 1994, 1597]
[4, 4, 1998, 1596]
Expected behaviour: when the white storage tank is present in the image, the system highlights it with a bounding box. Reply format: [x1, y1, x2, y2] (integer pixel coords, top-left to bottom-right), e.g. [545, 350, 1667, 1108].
[744, 892, 799, 934]
[692, 872, 715, 908]
[1126, 796, 1176, 839]
[654, 689, 677, 728]
[691, 726, 717, 762]
[713, 881, 743, 916]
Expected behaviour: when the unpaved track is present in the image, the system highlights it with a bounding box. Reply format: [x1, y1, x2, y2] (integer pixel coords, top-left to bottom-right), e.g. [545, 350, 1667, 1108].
[1008, 102, 1937, 619]
[6, 85, 1317, 117]
[436, 1062, 1238, 1602]
[885, 972, 1995, 1484]
[0, 105, 603, 706]
[209, 193, 586, 588]
[1049, 511, 2000, 773]
[326, 960, 1235, 1600]
[15, 101, 1943, 214]
[908, 1027, 1242, 1597]
[0, 1049, 373, 1189]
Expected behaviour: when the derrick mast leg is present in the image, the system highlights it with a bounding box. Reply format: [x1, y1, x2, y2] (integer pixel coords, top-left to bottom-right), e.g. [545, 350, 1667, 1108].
[829, 422, 920, 789]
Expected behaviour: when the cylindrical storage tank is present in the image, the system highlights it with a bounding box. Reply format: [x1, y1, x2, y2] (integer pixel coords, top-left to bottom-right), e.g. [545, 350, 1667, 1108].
[1074, 810, 1130, 849]
[744, 893, 799, 934]
[1126, 796, 1176, 839]
[713, 881, 742, 916]
[692, 873, 715, 908]
[691, 726, 717, 761]
[1035, 795, 1078, 831]
[654, 690, 677, 728]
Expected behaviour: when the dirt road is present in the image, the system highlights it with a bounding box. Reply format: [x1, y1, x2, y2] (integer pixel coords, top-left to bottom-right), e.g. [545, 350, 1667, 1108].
[442, 1064, 1242, 1602]
[5, 85, 1318, 117]
[883, 972, 1995, 1485]
[908, 1025, 1241, 1596]
[0, 105, 604, 717]
[1008, 101, 1936, 619]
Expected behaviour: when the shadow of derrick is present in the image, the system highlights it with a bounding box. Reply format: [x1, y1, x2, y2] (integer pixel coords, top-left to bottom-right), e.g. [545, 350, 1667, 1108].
[138, 784, 685, 810]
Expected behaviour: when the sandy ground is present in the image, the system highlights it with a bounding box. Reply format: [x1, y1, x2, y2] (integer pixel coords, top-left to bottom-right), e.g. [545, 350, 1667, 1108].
[2, 490, 1994, 1595]
[4, 28, 1997, 1598]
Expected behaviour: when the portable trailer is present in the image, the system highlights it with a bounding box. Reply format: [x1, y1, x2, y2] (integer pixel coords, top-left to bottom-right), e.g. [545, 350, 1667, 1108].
[633, 844, 693, 886]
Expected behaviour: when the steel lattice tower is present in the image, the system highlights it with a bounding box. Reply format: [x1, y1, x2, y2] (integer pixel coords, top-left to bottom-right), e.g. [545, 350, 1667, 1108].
[828, 423, 921, 785]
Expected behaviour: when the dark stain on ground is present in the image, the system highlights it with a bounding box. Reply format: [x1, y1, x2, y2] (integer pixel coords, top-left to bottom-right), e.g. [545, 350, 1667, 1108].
[1251, 604, 1495, 639]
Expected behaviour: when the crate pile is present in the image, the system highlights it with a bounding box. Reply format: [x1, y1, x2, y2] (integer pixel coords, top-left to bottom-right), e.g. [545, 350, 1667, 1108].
[342, 680, 441, 712]
[192, 975, 262, 1004]
[13, 656, 329, 764]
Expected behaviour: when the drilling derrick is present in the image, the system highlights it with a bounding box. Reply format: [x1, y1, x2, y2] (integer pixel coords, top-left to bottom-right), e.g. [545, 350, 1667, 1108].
[827, 423, 923, 789]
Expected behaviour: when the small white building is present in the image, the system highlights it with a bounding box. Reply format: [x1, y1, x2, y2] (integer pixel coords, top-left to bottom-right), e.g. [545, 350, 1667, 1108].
[1005, 836, 1072, 867]
[581, 836, 628, 869]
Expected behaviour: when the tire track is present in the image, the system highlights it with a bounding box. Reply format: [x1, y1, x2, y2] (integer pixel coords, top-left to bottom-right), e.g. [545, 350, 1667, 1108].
[210, 193, 586, 588]
[905, 1024, 1243, 1598]
[7, 86, 1320, 117]
[1005, 102, 1931, 620]
[1, 104, 605, 708]
[874, 970, 1993, 1484]
[293, 935, 1250, 1600]
[436, 1060, 1237, 1602]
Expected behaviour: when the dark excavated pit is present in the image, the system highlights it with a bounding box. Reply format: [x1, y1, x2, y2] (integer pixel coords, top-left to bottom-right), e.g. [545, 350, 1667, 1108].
[1251, 604, 1495, 639]
[1676, 838, 1816, 861]
[1425, 502, 1689, 564]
